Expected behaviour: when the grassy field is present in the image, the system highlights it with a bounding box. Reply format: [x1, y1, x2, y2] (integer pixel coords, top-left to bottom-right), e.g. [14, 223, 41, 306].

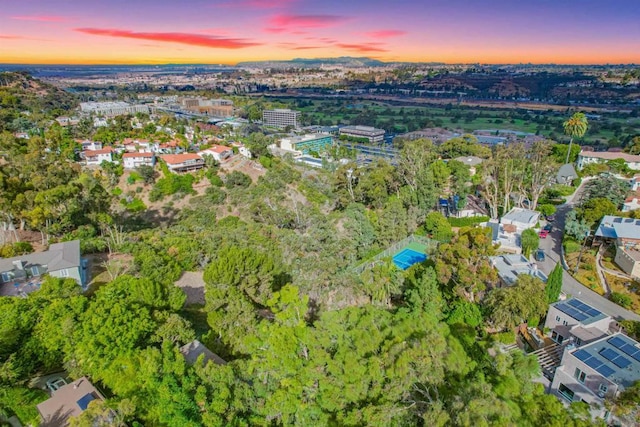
[275, 97, 640, 145]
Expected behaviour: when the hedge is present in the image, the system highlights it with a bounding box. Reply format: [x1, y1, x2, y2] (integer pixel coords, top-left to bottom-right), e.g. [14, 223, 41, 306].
[447, 216, 490, 227]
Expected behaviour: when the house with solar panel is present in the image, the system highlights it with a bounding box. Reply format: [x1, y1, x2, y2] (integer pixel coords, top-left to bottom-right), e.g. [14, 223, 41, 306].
[550, 333, 640, 423]
[543, 298, 640, 424]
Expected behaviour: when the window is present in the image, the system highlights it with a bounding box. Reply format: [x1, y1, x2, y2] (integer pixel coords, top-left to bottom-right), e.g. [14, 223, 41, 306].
[30, 266, 40, 276]
[556, 315, 561, 322]
[60, 269, 69, 278]
[575, 338, 582, 346]
[559, 384, 575, 402]
[1, 272, 10, 283]
[562, 320, 568, 326]
[574, 368, 586, 383]
[551, 331, 564, 344]
[599, 384, 608, 394]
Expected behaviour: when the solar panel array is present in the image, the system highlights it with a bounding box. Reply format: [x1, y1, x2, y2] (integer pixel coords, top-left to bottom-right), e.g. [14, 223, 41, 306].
[573, 349, 616, 378]
[556, 299, 602, 322]
[608, 335, 640, 363]
[600, 347, 632, 369]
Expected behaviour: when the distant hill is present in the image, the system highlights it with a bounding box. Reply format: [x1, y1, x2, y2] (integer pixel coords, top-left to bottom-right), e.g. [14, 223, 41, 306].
[0, 72, 77, 131]
[237, 57, 387, 68]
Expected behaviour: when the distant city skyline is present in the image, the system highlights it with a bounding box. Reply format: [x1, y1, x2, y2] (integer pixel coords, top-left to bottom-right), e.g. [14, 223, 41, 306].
[1, 0, 639, 65]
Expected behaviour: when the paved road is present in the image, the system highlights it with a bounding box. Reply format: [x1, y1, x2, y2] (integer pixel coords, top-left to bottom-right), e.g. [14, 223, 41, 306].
[536, 182, 640, 322]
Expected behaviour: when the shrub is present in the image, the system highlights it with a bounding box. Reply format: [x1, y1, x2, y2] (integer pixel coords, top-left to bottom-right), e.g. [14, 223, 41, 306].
[150, 173, 196, 201]
[205, 187, 227, 205]
[447, 215, 490, 227]
[112, 187, 123, 196]
[208, 173, 224, 187]
[259, 155, 273, 169]
[225, 171, 252, 189]
[537, 204, 556, 217]
[0, 241, 34, 257]
[563, 239, 582, 254]
[610, 292, 633, 309]
[125, 198, 147, 213]
[493, 331, 516, 345]
[545, 184, 575, 198]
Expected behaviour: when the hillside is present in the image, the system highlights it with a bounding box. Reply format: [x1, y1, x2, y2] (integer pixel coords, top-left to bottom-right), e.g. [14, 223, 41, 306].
[0, 71, 78, 132]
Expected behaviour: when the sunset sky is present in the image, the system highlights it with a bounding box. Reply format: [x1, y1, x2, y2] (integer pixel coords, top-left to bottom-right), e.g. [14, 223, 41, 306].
[1, 0, 639, 65]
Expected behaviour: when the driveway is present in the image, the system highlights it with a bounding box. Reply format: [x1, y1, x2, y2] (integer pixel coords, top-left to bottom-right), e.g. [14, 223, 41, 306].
[535, 181, 640, 322]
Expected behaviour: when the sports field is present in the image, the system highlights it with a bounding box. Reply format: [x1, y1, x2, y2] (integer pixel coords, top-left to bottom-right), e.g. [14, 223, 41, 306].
[392, 241, 428, 270]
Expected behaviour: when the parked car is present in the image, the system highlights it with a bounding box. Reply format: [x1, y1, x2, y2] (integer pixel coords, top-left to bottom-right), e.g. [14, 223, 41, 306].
[539, 230, 549, 238]
[543, 224, 553, 232]
[46, 377, 67, 392]
[535, 249, 545, 262]
[546, 214, 556, 222]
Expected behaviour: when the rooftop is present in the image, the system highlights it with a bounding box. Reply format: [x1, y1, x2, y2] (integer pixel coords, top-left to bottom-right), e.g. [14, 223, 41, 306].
[179, 340, 226, 366]
[579, 150, 640, 163]
[490, 254, 548, 285]
[122, 152, 154, 158]
[501, 207, 540, 226]
[203, 144, 233, 154]
[571, 333, 640, 387]
[83, 148, 113, 156]
[37, 377, 105, 426]
[595, 215, 640, 240]
[0, 240, 80, 274]
[453, 156, 483, 167]
[551, 298, 608, 325]
[160, 153, 202, 164]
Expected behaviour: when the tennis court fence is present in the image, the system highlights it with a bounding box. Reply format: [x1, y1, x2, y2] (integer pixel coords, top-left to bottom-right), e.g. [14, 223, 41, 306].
[351, 234, 438, 274]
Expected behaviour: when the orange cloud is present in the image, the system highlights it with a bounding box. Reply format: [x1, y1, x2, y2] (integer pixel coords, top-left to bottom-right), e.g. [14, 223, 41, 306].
[336, 43, 388, 53]
[74, 28, 260, 49]
[364, 30, 406, 38]
[269, 14, 349, 29]
[11, 15, 70, 22]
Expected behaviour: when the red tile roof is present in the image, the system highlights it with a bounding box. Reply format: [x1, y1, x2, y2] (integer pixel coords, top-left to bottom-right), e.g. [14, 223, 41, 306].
[122, 152, 154, 158]
[83, 148, 113, 156]
[208, 144, 233, 154]
[160, 153, 201, 164]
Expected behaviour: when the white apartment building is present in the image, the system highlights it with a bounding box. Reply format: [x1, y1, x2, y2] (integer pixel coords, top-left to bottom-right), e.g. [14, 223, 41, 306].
[122, 152, 155, 169]
[262, 109, 300, 128]
[80, 101, 150, 117]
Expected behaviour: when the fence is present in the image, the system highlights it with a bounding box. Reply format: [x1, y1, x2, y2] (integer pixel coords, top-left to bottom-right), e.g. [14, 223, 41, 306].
[351, 234, 438, 274]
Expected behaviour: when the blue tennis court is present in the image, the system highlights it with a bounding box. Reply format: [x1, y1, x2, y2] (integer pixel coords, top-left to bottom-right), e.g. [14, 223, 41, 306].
[393, 248, 427, 270]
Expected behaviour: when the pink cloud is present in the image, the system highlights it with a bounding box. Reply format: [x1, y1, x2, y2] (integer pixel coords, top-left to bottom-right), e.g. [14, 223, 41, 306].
[364, 30, 406, 39]
[278, 42, 320, 50]
[74, 28, 260, 49]
[336, 43, 388, 53]
[11, 15, 70, 22]
[269, 14, 349, 29]
[216, 0, 294, 9]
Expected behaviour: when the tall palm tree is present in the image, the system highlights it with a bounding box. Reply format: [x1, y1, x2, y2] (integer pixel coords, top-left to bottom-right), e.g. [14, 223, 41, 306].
[563, 112, 589, 164]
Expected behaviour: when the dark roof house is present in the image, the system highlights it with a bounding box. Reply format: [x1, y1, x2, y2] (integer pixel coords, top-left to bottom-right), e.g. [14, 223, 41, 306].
[179, 340, 227, 366]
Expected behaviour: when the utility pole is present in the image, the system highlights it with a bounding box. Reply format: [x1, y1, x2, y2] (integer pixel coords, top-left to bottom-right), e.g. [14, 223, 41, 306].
[574, 231, 590, 275]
